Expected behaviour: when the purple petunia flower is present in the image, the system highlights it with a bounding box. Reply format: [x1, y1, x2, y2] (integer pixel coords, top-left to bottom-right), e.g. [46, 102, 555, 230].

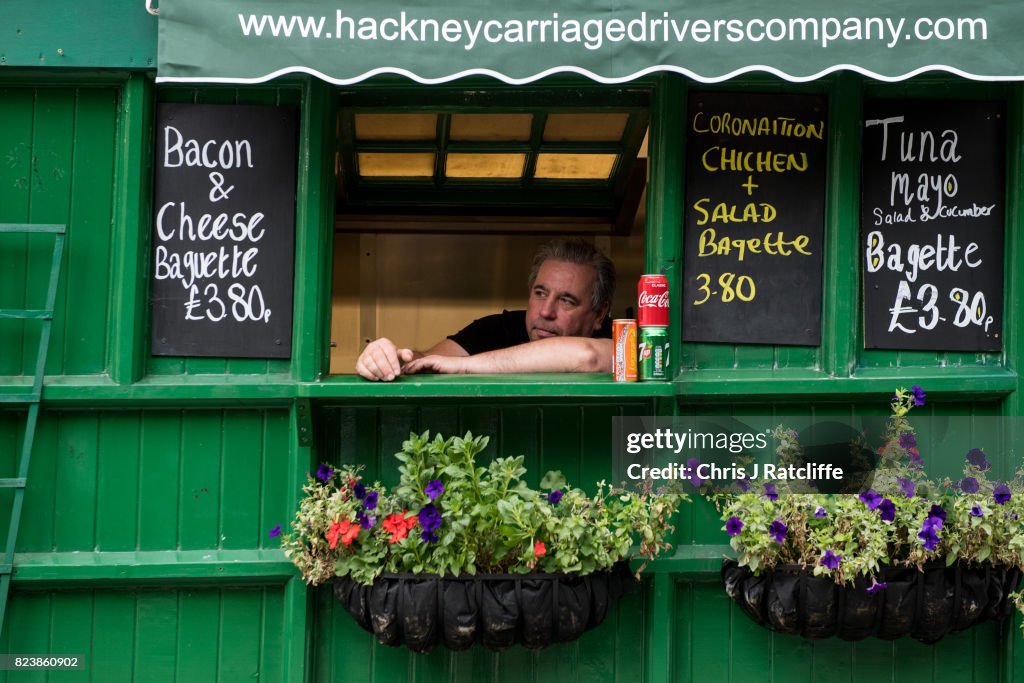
[960, 477, 979, 494]
[420, 530, 439, 543]
[268, 524, 282, 538]
[763, 483, 779, 501]
[356, 509, 376, 529]
[548, 489, 563, 505]
[814, 506, 828, 518]
[769, 519, 788, 544]
[994, 484, 1012, 505]
[418, 504, 442, 532]
[928, 504, 947, 522]
[898, 432, 917, 450]
[966, 448, 991, 471]
[866, 579, 888, 594]
[316, 464, 334, 482]
[918, 527, 940, 551]
[898, 477, 915, 499]
[363, 490, 379, 510]
[353, 483, 366, 499]
[736, 479, 751, 493]
[921, 515, 943, 532]
[425, 479, 444, 501]
[911, 385, 926, 407]
[970, 505, 984, 517]
[859, 489, 881, 510]
[908, 450, 925, 469]
[878, 498, 896, 522]
[820, 549, 842, 571]
[726, 517, 744, 536]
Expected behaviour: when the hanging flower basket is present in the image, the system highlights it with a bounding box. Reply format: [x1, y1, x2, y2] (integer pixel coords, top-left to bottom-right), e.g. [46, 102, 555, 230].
[722, 559, 1022, 642]
[276, 432, 686, 653]
[333, 561, 634, 653]
[711, 387, 1024, 642]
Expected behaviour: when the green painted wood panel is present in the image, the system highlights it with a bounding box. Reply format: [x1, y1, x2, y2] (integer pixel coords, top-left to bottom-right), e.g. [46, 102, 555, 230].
[672, 581, 1005, 683]
[0, 588, 284, 683]
[1, 409, 291, 553]
[0, 85, 117, 377]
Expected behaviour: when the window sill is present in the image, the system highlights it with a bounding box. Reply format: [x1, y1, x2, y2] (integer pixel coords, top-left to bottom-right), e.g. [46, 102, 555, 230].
[307, 373, 674, 399]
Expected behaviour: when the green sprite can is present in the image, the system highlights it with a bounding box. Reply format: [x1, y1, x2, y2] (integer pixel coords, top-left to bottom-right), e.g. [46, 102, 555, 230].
[639, 326, 670, 381]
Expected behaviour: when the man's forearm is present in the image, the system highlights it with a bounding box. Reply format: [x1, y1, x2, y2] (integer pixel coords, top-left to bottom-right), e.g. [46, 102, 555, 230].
[458, 337, 611, 374]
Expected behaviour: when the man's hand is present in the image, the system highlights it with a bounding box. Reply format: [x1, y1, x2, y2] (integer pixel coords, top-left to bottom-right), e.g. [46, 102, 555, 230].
[356, 338, 468, 381]
[355, 337, 415, 381]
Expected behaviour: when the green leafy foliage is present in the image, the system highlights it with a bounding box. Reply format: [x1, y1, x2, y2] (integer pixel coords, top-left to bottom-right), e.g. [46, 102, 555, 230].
[282, 432, 688, 585]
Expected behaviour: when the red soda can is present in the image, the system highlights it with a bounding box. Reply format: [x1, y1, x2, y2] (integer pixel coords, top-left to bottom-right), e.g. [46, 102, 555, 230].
[612, 319, 638, 382]
[638, 274, 669, 327]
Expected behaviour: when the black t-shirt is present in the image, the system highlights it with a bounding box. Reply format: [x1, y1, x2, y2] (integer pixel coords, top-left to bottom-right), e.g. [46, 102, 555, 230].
[447, 309, 612, 355]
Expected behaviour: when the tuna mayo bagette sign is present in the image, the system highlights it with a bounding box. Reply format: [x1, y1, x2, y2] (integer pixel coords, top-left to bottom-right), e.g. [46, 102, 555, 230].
[156, 0, 1024, 85]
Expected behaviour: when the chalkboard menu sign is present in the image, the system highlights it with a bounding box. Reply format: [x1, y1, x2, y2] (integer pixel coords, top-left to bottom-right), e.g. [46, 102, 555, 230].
[861, 99, 1004, 352]
[682, 92, 827, 345]
[151, 104, 298, 358]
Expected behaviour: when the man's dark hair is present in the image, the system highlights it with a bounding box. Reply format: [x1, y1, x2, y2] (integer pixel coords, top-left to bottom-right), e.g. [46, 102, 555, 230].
[527, 239, 616, 313]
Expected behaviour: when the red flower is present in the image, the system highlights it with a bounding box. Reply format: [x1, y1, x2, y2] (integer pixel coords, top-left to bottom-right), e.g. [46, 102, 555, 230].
[534, 541, 547, 558]
[382, 511, 418, 544]
[326, 519, 359, 549]
[326, 522, 343, 549]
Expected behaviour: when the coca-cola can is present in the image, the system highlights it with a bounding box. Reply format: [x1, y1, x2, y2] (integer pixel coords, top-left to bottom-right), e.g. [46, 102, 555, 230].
[612, 319, 638, 382]
[638, 274, 669, 327]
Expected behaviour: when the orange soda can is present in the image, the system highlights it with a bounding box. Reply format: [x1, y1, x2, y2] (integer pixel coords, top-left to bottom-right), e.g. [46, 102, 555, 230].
[613, 319, 638, 382]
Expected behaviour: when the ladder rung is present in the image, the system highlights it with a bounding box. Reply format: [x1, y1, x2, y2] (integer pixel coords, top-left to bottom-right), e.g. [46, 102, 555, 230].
[0, 223, 65, 234]
[0, 309, 53, 320]
[0, 478, 26, 488]
[0, 564, 10, 575]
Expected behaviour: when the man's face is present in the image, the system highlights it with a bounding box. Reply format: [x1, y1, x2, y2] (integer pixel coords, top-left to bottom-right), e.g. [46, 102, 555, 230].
[525, 259, 608, 341]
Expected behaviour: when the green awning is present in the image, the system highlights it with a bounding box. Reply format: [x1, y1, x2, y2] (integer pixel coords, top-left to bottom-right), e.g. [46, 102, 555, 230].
[156, 0, 1024, 85]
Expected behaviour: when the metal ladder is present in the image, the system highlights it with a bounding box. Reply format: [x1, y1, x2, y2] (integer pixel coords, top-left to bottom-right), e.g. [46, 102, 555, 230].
[0, 223, 65, 631]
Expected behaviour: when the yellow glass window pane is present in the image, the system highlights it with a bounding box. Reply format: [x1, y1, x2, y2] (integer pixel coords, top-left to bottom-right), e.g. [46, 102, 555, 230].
[543, 113, 629, 142]
[354, 113, 437, 140]
[534, 154, 618, 179]
[446, 153, 525, 178]
[358, 152, 435, 177]
[450, 114, 533, 141]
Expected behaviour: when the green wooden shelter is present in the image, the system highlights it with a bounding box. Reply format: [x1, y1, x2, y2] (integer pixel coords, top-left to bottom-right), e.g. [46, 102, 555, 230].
[1, 0, 1023, 680]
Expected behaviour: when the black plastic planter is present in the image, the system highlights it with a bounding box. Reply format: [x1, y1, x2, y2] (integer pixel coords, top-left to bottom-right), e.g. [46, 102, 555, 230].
[722, 559, 1022, 643]
[333, 561, 634, 653]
